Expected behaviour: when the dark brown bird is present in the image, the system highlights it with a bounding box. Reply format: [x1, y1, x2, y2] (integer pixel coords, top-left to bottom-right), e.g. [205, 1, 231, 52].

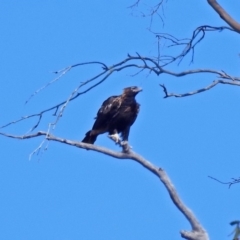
[82, 86, 142, 144]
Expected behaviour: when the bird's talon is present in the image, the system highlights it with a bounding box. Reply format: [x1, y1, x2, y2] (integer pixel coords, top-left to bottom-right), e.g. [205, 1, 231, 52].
[108, 133, 121, 144]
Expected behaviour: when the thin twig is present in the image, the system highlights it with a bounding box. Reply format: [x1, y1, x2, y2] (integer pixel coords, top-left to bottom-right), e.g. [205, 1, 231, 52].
[208, 175, 240, 188]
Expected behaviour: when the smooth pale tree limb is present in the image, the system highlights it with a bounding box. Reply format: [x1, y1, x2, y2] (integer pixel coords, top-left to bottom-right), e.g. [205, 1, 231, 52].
[0, 131, 209, 240]
[207, 0, 240, 33]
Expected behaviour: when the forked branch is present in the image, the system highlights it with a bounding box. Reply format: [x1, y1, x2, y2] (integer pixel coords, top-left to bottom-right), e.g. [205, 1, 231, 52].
[153, 25, 236, 66]
[1, 54, 239, 133]
[208, 176, 240, 188]
[160, 79, 240, 98]
[130, 0, 240, 33]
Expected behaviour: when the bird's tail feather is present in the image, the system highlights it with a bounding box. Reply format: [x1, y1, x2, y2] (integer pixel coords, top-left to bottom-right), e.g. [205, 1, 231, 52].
[82, 130, 97, 144]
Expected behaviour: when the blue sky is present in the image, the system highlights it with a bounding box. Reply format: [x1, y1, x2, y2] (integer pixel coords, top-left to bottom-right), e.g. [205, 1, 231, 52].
[0, 1, 240, 239]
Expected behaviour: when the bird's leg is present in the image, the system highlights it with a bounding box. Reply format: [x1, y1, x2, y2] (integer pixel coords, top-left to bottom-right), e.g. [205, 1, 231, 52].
[120, 128, 132, 151]
[120, 141, 132, 153]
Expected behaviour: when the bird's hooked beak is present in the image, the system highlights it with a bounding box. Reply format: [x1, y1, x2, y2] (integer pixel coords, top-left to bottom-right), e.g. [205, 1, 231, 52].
[134, 87, 142, 93]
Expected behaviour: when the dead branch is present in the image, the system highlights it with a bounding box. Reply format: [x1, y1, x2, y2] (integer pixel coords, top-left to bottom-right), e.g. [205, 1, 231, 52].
[131, 1, 238, 64]
[1, 54, 239, 133]
[130, 0, 240, 33]
[0, 130, 209, 240]
[152, 25, 236, 66]
[207, 0, 240, 33]
[160, 79, 240, 98]
[208, 176, 240, 188]
[0, 63, 113, 131]
[25, 66, 72, 104]
[128, 0, 167, 28]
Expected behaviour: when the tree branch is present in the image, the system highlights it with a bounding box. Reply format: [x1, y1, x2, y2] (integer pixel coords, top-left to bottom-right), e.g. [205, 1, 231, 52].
[128, 0, 167, 28]
[152, 25, 236, 66]
[160, 79, 240, 98]
[1, 54, 239, 133]
[0, 131, 209, 240]
[208, 176, 240, 188]
[207, 0, 240, 33]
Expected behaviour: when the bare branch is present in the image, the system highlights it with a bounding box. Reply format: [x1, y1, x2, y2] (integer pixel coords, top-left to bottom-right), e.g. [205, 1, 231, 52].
[1, 55, 239, 132]
[128, 0, 167, 28]
[208, 176, 240, 188]
[0, 130, 209, 240]
[127, 0, 140, 9]
[151, 25, 236, 66]
[25, 66, 72, 104]
[130, 2, 238, 64]
[160, 79, 240, 98]
[29, 139, 47, 160]
[26, 61, 109, 104]
[207, 0, 240, 33]
[0, 62, 112, 130]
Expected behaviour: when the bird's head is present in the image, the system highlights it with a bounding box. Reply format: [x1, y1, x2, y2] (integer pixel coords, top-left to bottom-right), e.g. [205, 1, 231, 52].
[123, 86, 142, 97]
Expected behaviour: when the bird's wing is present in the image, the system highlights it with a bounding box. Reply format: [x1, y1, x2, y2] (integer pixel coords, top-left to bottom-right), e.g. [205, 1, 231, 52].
[91, 95, 122, 130]
[97, 96, 121, 116]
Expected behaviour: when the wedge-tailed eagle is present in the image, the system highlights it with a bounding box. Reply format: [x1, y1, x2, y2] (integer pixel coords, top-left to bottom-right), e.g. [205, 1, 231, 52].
[82, 86, 142, 144]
